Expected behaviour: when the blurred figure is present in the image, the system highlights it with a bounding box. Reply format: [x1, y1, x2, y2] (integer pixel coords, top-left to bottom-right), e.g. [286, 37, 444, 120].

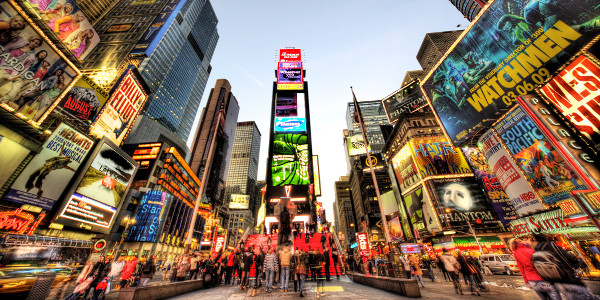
[440, 248, 463, 295]
[409, 254, 425, 288]
[140, 257, 156, 286]
[263, 248, 278, 293]
[511, 237, 560, 300]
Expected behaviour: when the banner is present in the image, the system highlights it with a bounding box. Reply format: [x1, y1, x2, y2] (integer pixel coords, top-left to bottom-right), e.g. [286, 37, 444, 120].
[422, 0, 600, 145]
[381, 190, 403, 242]
[494, 106, 587, 205]
[478, 129, 545, 216]
[462, 147, 517, 226]
[409, 135, 472, 178]
[0, 135, 30, 188]
[382, 80, 428, 124]
[402, 186, 436, 238]
[271, 133, 310, 186]
[55, 75, 108, 122]
[3, 123, 93, 210]
[0, 1, 78, 125]
[392, 144, 419, 192]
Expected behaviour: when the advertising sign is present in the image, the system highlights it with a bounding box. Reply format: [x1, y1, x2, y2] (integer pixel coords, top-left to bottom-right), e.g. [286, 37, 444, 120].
[402, 186, 437, 238]
[346, 134, 370, 156]
[279, 49, 301, 62]
[271, 133, 310, 186]
[478, 129, 545, 216]
[539, 55, 600, 154]
[214, 236, 225, 253]
[428, 177, 500, 231]
[356, 232, 370, 256]
[381, 191, 403, 242]
[0, 1, 79, 125]
[360, 153, 384, 172]
[277, 62, 303, 90]
[58, 192, 116, 230]
[462, 147, 517, 226]
[0, 208, 44, 235]
[409, 136, 472, 178]
[90, 67, 148, 146]
[274, 117, 306, 132]
[400, 243, 421, 254]
[422, 0, 600, 145]
[55, 75, 108, 122]
[382, 80, 428, 124]
[0, 135, 30, 188]
[509, 209, 569, 237]
[229, 194, 250, 210]
[275, 92, 301, 117]
[3, 123, 93, 210]
[22, 0, 100, 60]
[494, 106, 587, 205]
[392, 144, 419, 192]
[313, 155, 321, 196]
[576, 190, 600, 215]
[132, 0, 184, 55]
[126, 191, 170, 242]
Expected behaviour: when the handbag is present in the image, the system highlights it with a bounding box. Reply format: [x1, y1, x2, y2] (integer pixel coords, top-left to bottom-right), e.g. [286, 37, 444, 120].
[296, 265, 307, 275]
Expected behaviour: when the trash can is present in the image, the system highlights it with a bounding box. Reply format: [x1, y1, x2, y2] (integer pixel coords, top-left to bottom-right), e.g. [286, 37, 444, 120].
[26, 272, 57, 300]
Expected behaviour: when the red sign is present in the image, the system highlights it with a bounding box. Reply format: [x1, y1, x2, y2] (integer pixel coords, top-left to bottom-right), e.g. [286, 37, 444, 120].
[102, 175, 117, 189]
[279, 49, 301, 62]
[214, 236, 225, 253]
[0, 209, 39, 234]
[356, 232, 370, 256]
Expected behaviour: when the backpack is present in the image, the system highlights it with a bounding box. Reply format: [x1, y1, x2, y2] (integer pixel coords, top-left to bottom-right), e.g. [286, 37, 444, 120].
[532, 246, 571, 282]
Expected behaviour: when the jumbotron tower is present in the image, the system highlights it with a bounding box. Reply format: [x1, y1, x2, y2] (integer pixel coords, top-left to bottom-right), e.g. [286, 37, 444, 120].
[264, 48, 319, 246]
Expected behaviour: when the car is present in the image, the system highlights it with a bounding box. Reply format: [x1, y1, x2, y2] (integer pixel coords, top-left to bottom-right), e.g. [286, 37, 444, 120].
[479, 254, 520, 275]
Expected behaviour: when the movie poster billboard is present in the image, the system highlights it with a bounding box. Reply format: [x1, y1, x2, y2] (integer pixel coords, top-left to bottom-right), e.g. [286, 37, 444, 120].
[0, 135, 30, 188]
[90, 66, 148, 146]
[3, 123, 93, 210]
[539, 55, 600, 155]
[271, 133, 310, 186]
[494, 106, 587, 205]
[22, 0, 100, 60]
[55, 75, 108, 122]
[381, 190, 403, 242]
[422, 0, 600, 146]
[131, 0, 184, 56]
[391, 144, 419, 191]
[409, 135, 472, 178]
[382, 80, 428, 124]
[478, 129, 545, 216]
[428, 177, 500, 231]
[346, 134, 370, 156]
[0, 1, 79, 126]
[402, 186, 437, 238]
[462, 147, 517, 226]
[126, 191, 171, 243]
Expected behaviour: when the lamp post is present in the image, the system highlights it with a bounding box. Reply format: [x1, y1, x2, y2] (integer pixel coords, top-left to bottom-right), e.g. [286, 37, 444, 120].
[116, 216, 136, 257]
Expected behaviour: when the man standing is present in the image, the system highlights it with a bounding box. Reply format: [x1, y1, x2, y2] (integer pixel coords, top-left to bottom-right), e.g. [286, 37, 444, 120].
[323, 247, 331, 281]
[279, 245, 293, 292]
[140, 257, 156, 286]
[331, 246, 340, 279]
[263, 248, 278, 293]
[189, 255, 199, 280]
[85, 256, 111, 298]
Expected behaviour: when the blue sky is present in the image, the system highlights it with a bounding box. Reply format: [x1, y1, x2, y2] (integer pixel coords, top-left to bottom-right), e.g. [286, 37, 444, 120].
[190, 0, 468, 225]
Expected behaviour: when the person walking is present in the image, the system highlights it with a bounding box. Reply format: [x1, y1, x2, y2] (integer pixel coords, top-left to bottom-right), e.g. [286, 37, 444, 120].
[323, 246, 331, 281]
[440, 248, 463, 295]
[140, 257, 156, 286]
[457, 252, 481, 296]
[422, 256, 435, 282]
[84, 256, 111, 299]
[331, 246, 340, 279]
[279, 245, 293, 292]
[233, 250, 242, 285]
[241, 247, 254, 290]
[409, 255, 425, 288]
[510, 238, 561, 300]
[254, 247, 265, 291]
[225, 251, 235, 285]
[120, 256, 138, 288]
[176, 256, 190, 281]
[107, 257, 124, 292]
[189, 255, 199, 280]
[263, 248, 279, 293]
[293, 247, 300, 292]
[400, 255, 411, 279]
[296, 248, 309, 297]
[437, 256, 450, 281]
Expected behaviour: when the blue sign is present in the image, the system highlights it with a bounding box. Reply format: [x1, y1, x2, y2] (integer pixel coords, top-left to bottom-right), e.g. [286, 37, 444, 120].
[126, 191, 170, 242]
[274, 117, 306, 132]
[131, 0, 184, 56]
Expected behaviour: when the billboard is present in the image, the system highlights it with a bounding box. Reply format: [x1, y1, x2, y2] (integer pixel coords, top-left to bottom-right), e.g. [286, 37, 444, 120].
[427, 177, 500, 231]
[312, 155, 321, 197]
[409, 136, 472, 178]
[382, 80, 428, 124]
[0, 135, 30, 188]
[131, 0, 184, 55]
[539, 55, 600, 154]
[126, 191, 171, 242]
[462, 147, 517, 226]
[90, 66, 148, 146]
[271, 133, 310, 186]
[381, 191, 403, 242]
[229, 194, 250, 210]
[3, 123, 93, 210]
[279, 49, 301, 62]
[356, 232, 370, 256]
[478, 129, 545, 216]
[392, 144, 419, 192]
[402, 186, 438, 238]
[422, 0, 600, 145]
[274, 117, 306, 132]
[275, 92, 300, 117]
[0, 1, 79, 126]
[494, 106, 587, 205]
[22, 0, 100, 60]
[277, 62, 303, 90]
[55, 75, 108, 122]
[359, 153, 385, 172]
[346, 134, 370, 156]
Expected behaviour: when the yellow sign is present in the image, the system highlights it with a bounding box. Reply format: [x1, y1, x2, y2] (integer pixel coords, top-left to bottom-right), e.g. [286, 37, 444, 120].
[277, 83, 304, 90]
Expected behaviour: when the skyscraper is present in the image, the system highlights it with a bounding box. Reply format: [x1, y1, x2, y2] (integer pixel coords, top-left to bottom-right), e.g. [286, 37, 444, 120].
[449, 0, 487, 21]
[345, 100, 389, 154]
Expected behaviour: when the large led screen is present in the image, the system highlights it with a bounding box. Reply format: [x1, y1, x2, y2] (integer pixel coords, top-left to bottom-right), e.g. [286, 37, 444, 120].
[277, 62, 303, 90]
[495, 106, 588, 205]
[126, 191, 170, 243]
[346, 134, 370, 156]
[409, 136, 471, 178]
[422, 0, 600, 145]
[271, 133, 310, 186]
[392, 144, 419, 192]
[274, 117, 306, 132]
[279, 48, 301, 62]
[230, 194, 250, 209]
[275, 92, 298, 117]
[382, 80, 428, 124]
[55, 75, 108, 122]
[0, 1, 79, 126]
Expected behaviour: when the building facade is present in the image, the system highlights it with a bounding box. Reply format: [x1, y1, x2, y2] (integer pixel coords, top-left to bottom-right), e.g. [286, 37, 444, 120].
[449, 0, 487, 21]
[334, 176, 356, 247]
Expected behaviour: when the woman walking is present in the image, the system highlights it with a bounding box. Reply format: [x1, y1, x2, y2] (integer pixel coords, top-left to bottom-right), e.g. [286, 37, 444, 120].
[409, 255, 425, 288]
[440, 248, 463, 295]
[296, 248, 309, 297]
[510, 238, 561, 300]
[457, 252, 481, 296]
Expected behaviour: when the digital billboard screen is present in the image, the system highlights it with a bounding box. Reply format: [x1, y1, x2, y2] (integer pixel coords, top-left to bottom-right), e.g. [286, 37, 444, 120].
[275, 92, 298, 117]
[279, 49, 301, 62]
[271, 133, 310, 186]
[382, 80, 428, 124]
[229, 194, 250, 210]
[346, 134, 370, 156]
[132, 0, 184, 56]
[422, 0, 600, 145]
[403, 186, 438, 238]
[126, 191, 170, 242]
[409, 136, 471, 178]
[277, 62, 303, 90]
[274, 117, 306, 132]
[56, 75, 108, 122]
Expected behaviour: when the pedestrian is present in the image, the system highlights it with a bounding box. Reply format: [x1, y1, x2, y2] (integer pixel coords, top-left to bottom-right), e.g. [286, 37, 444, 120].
[176, 256, 190, 281]
[264, 247, 279, 293]
[120, 256, 138, 288]
[84, 256, 111, 299]
[409, 255, 425, 288]
[292, 247, 300, 292]
[108, 257, 124, 292]
[308, 246, 318, 282]
[400, 255, 411, 279]
[422, 256, 435, 282]
[189, 255, 199, 280]
[467, 255, 486, 292]
[532, 234, 596, 300]
[140, 257, 156, 286]
[331, 246, 340, 279]
[170, 257, 179, 282]
[440, 248, 463, 295]
[254, 246, 265, 290]
[323, 246, 331, 281]
[241, 247, 253, 290]
[224, 250, 235, 284]
[279, 245, 292, 292]
[457, 251, 481, 296]
[437, 256, 450, 281]
[321, 232, 327, 249]
[233, 250, 242, 285]
[510, 237, 561, 300]
[296, 247, 309, 297]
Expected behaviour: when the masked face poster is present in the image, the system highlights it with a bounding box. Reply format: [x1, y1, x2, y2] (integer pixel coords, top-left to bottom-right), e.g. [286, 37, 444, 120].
[422, 0, 600, 145]
[494, 106, 587, 205]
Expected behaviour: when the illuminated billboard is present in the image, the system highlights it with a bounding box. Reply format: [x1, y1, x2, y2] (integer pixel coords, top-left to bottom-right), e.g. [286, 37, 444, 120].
[0, 135, 30, 189]
[229, 194, 250, 210]
[403, 186, 438, 238]
[55, 75, 108, 122]
[277, 62, 303, 90]
[90, 66, 148, 146]
[382, 80, 428, 124]
[132, 0, 184, 56]
[275, 92, 299, 117]
[409, 136, 471, 178]
[0, 1, 79, 126]
[494, 106, 587, 205]
[539, 55, 600, 155]
[381, 191, 403, 242]
[312, 155, 321, 197]
[126, 191, 171, 242]
[274, 117, 306, 132]
[346, 134, 370, 156]
[3, 123, 93, 210]
[422, 0, 600, 145]
[271, 133, 310, 186]
[356, 232, 370, 256]
[392, 144, 419, 192]
[279, 49, 301, 62]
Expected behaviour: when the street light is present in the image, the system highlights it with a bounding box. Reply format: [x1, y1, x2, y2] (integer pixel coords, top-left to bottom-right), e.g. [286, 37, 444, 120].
[444, 208, 483, 254]
[116, 216, 136, 256]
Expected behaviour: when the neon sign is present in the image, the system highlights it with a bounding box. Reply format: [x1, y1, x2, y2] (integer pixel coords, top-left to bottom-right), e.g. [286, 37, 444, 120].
[0, 209, 39, 235]
[214, 236, 225, 253]
[356, 232, 370, 256]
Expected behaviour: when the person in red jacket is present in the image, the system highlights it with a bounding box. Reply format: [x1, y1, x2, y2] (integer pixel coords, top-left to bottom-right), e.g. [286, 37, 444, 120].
[225, 251, 236, 284]
[119, 256, 138, 288]
[510, 238, 561, 300]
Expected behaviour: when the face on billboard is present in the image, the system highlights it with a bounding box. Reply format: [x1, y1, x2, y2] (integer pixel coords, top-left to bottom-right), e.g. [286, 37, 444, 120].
[422, 0, 600, 145]
[382, 81, 428, 124]
[271, 133, 310, 186]
[22, 0, 100, 60]
[0, 1, 78, 125]
[410, 136, 471, 177]
[56, 75, 108, 122]
[392, 144, 419, 191]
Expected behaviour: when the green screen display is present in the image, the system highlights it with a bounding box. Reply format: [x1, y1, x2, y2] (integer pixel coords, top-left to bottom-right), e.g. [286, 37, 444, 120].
[271, 134, 310, 186]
